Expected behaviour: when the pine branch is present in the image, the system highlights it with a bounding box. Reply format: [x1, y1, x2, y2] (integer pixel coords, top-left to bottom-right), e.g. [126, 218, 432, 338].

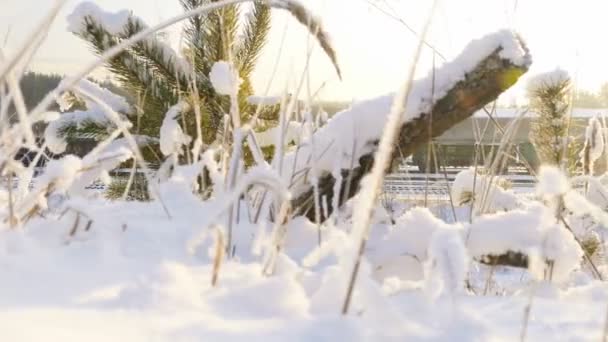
[179, 0, 209, 74]
[271, 0, 341, 79]
[72, 14, 224, 142]
[202, 3, 241, 66]
[122, 18, 191, 92]
[235, 1, 271, 79]
[75, 17, 175, 123]
[58, 120, 112, 142]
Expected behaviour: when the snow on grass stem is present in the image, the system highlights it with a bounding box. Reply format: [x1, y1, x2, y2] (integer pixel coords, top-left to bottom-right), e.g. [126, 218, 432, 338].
[189, 166, 289, 255]
[309, 113, 322, 244]
[225, 129, 245, 256]
[186, 73, 204, 164]
[262, 200, 291, 275]
[341, 0, 438, 315]
[242, 23, 289, 166]
[559, 217, 603, 280]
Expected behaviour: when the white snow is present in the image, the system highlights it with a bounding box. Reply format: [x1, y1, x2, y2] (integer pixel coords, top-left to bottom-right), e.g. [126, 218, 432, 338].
[527, 68, 570, 94]
[68, 2, 132, 36]
[369, 203, 583, 284]
[159, 102, 191, 156]
[254, 121, 305, 147]
[451, 168, 519, 213]
[73, 79, 132, 114]
[1, 160, 608, 341]
[425, 228, 469, 300]
[71, 147, 133, 196]
[210, 61, 242, 96]
[44, 108, 116, 154]
[537, 166, 570, 196]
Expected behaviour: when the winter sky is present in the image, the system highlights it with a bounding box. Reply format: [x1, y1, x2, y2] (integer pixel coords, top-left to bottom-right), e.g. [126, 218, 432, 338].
[2, 0, 608, 102]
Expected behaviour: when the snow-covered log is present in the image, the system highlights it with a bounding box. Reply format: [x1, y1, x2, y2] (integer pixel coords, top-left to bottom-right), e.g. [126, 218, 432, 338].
[290, 31, 532, 221]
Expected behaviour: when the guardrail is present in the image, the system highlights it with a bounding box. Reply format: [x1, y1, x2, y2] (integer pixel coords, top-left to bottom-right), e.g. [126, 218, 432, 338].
[3, 166, 537, 199]
[383, 167, 536, 198]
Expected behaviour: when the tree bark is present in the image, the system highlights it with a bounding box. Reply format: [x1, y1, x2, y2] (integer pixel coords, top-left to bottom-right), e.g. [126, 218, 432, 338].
[292, 42, 531, 222]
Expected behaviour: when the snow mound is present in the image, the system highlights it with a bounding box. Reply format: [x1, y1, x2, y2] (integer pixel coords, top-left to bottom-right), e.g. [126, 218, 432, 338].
[68, 2, 131, 35]
[210, 61, 242, 96]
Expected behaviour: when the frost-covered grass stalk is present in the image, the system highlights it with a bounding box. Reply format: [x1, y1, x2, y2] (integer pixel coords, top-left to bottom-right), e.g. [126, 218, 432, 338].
[581, 116, 605, 176]
[478, 110, 527, 215]
[211, 225, 225, 286]
[342, 0, 438, 315]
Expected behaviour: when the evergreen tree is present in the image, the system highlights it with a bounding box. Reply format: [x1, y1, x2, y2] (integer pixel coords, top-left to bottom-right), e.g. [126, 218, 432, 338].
[527, 70, 580, 174]
[1, 72, 62, 118]
[53, 0, 340, 166]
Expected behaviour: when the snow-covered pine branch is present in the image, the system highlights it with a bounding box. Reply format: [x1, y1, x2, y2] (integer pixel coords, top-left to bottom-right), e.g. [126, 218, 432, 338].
[44, 79, 133, 154]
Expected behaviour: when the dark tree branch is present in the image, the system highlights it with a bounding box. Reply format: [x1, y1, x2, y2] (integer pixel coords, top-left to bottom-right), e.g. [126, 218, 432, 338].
[292, 39, 531, 222]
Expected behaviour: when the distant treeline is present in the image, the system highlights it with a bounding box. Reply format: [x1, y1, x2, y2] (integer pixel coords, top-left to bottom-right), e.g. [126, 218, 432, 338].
[15, 72, 607, 118]
[4, 72, 62, 112]
[7, 71, 351, 119]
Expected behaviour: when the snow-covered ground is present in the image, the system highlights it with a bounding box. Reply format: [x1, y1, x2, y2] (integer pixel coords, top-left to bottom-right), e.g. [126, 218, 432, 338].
[1, 186, 608, 341]
[4, 2, 608, 341]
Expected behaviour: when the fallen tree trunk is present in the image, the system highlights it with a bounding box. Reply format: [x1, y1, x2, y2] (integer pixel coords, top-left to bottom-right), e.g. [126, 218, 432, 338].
[289, 31, 531, 221]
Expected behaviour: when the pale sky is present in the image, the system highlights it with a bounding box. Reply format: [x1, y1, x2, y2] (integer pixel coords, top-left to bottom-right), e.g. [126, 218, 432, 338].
[2, 0, 608, 103]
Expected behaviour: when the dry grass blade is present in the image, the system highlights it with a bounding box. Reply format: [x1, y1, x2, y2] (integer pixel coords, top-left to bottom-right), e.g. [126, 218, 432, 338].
[341, 0, 438, 315]
[270, 0, 341, 79]
[212, 226, 225, 287]
[68, 213, 81, 237]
